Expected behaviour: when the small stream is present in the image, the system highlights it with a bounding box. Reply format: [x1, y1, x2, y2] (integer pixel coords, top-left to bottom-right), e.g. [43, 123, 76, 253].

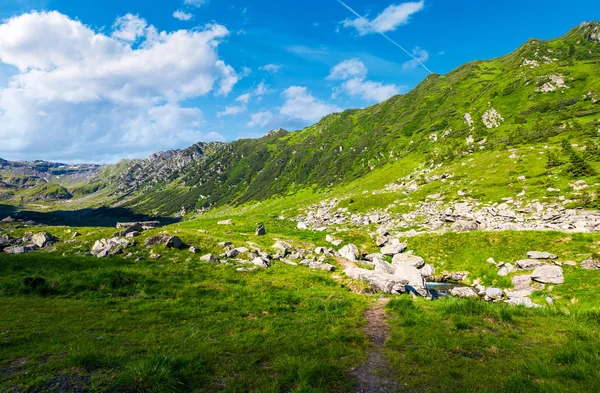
[426, 282, 469, 299]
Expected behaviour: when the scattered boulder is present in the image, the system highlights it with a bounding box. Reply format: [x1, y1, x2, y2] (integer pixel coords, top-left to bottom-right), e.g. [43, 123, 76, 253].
[224, 249, 240, 258]
[165, 236, 184, 249]
[189, 246, 200, 254]
[1, 216, 14, 223]
[580, 258, 600, 270]
[344, 267, 406, 294]
[516, 259, 545, 270]
[373, 256, 395, 274]
[450, 287, 478, 298]
[380, 239, 407, 256]
[218, 220, 233, 225]
[300, 260, 335, 271]
[122, 223, 143, 236]
[497, 263, 517, 276]
[451, 220, 479, 232]
[252, 257, 271, 268]
[149, 253, 161, 259]
[272, 241, 293, 256]
[375, 236, 388, 247]
[485, 288, 504, 301]
[392, 253, 425, 269]
[531, 265, 564, 284]
[125, 231, 140, 239]
[297, 222, 308, 230]
[31, 232, 56, 248]
[339, 244, 360, 261]
[443, 272, 469, 282]
[394, 262, 429, 297]
[200, 254, 219, 263]
[527, 251, 558, 260]
[420, 264, 435, 280]
[91, 238, 132, 258]
[255, 224, 266, 236]
[4, 246, 33, 254]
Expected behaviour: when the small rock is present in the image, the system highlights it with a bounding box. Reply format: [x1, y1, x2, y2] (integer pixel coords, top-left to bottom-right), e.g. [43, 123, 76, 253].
[485, 288, 503, 301]
[255, 224, 266, 236]
[165, 236, 184, 249]
[339, 244, 360, 261]
[527, 251, 558, 260]
[189, 246, 200, 254]
[450, 287, 478, 298]
[580, 258, 600, 270]
[497, 263, 517, 276]
[200, 254, 219, 263]
[31, 232, 56, 248]
[149, 253, 162, 259]
[373, 256, 395, 274]
[218, 220, 233, 225]
[297, 222, 308, 230]
[516, 259, 545, 270]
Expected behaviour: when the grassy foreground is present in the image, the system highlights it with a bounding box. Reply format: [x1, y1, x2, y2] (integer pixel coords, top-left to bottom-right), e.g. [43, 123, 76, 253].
[1, 221, 600, 392]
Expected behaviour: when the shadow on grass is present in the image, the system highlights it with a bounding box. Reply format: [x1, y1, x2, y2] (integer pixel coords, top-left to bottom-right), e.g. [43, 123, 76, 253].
[0, 204, 179, 228]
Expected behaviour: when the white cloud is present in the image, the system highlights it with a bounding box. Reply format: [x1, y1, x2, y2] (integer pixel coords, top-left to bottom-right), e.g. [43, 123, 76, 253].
[217, 104, 247, 118]
[326, 58, 367, 80]
[342, 1, 424, 35]
[236, 93, 251, 104]
[0, 11, 237, 162]
[173, 10, 194, 21]
[112, 14, 148, 42]
[184, 0, 208, 8]
[341, 78, 400, 101]
[402, 47, 429, 69]
[240, 66, 252, 78]
[280, 86, 341, 123]
[260, 64, 282, 73]
[328, 59, 400, 102]
[247, 111, 273, 128]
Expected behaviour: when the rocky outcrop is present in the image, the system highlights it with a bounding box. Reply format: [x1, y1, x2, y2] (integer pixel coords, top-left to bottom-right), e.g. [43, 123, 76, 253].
[527, 251, 557, 260]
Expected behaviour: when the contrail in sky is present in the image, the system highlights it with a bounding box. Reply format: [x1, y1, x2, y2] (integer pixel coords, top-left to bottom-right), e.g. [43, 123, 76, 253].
[336, 0, 433, 74]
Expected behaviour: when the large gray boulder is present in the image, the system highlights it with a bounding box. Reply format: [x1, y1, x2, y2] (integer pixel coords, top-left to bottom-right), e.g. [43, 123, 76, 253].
[531, 265, 564, 284]
[344, 267, 406, 294]
[393, 262, 429, 297]
[339, 244, 359, 261]
[505, 297, 540, 308]
[420, 264, 435, 280]
[373, 256, 395, 274]
[527, 251, 557, 260]
[31, 232, 56, 248]
[516, 259, 545, 270]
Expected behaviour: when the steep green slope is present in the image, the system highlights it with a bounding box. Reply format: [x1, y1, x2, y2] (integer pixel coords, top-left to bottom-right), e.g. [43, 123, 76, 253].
[117, 22, 600, 216]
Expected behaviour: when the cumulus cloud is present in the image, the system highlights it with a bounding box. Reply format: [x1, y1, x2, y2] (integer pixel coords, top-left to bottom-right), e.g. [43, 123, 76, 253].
[280, 86, 341, 123]
[0, 11, 237, 162]
[247, 111, 273, 127]
[328, 59, 401, 102]
[342, 1, 424, 35]
[173, 10, 194, 21]
[326, 58, 367, 81]
[260, 64, 282, 73]
[402, 47, 429, 70]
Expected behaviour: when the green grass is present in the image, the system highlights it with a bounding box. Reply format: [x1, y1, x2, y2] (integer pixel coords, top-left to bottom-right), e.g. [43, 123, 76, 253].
[385, 297, 600, 393]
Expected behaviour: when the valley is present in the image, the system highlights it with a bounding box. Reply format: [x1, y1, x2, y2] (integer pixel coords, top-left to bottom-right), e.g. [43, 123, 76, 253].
[1, 21, 600, 393]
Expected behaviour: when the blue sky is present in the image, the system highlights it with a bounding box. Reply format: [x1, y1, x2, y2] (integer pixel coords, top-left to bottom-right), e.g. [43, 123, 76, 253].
[0, 0, 598, 163]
